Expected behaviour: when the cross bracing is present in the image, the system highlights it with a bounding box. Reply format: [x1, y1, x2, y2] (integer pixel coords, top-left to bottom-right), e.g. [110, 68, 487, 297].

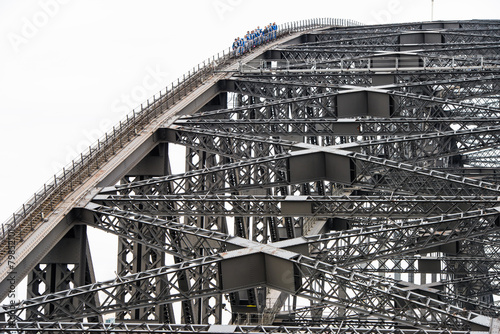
[0, 322, 473, 334]
[2, 18, 500, 333]
[170, 123, 500, 165]
[4, 234, 500, 328]
[90, 194, 499, 218]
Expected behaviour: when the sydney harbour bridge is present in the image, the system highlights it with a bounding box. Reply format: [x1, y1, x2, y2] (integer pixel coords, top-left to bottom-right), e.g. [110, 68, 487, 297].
[2, 17, 500, 333]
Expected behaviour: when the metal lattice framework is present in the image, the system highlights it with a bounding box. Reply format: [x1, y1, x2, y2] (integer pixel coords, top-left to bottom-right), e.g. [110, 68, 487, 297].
[2, 18, 500, 333]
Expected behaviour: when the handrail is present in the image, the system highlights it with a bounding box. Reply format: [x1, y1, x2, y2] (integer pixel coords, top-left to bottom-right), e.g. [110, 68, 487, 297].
[0, 17, 362, 254]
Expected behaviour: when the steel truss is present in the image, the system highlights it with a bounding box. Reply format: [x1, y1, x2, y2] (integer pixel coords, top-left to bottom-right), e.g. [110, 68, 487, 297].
[2, 19, 500, 334]
[0, 322, 471, 334]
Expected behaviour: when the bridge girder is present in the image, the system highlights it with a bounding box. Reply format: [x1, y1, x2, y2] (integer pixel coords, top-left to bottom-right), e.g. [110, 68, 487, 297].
[2, 19, 500, 333]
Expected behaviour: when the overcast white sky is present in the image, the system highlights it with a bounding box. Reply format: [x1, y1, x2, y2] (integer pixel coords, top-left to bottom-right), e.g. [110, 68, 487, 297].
[1, 0, 500, 285]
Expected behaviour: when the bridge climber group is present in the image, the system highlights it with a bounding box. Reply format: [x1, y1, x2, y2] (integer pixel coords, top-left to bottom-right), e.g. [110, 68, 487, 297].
[232, 22, 278, 56]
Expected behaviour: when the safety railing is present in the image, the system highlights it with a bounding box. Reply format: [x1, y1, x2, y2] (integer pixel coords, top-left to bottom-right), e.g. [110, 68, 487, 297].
[0, 17, 362, 256]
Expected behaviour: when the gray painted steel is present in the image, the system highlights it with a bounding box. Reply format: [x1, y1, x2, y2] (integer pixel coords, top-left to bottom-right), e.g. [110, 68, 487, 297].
[1, 18, 500, 333]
